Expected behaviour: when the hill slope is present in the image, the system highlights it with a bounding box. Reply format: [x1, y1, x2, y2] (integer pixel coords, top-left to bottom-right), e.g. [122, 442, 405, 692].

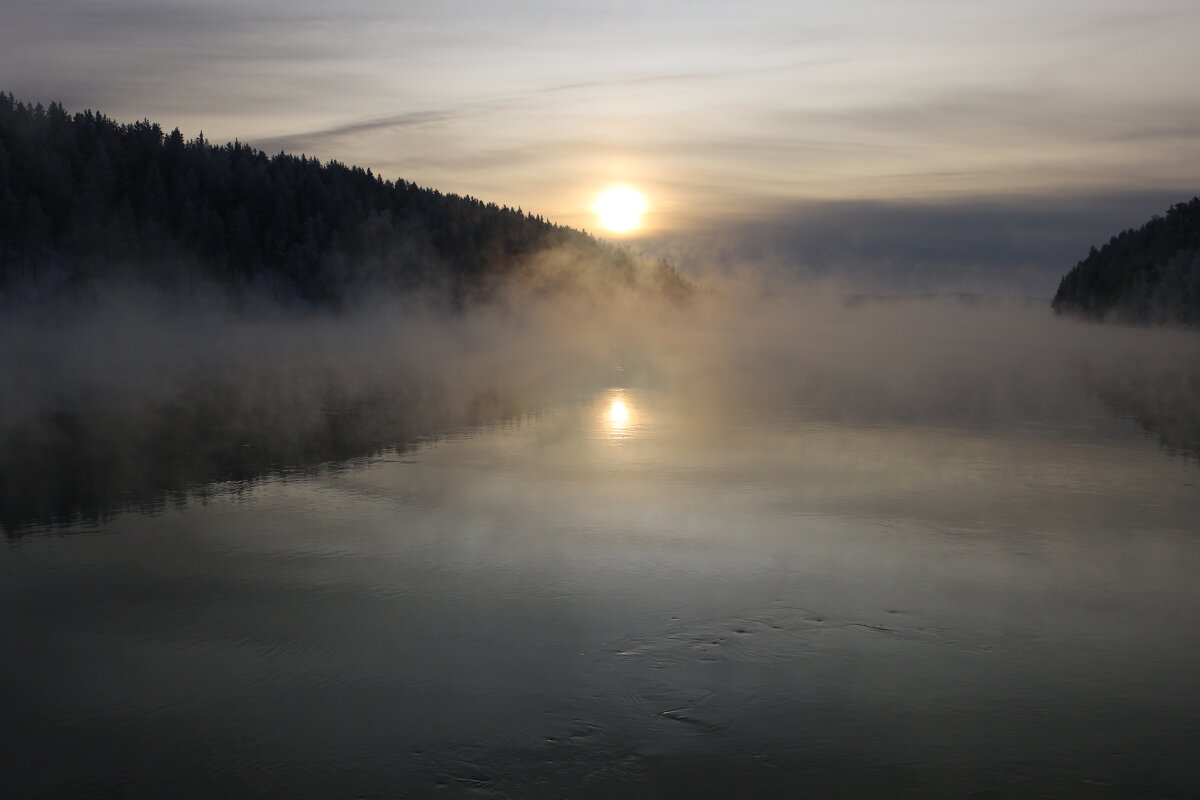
[0, 94, 689, 306]
[1052, 198, 1200, 325]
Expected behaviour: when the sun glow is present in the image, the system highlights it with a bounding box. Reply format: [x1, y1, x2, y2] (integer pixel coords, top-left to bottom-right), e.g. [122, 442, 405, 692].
[609, 399, 630, 427]
[594, 186, 647, 233]
[600, 389, 640, 442]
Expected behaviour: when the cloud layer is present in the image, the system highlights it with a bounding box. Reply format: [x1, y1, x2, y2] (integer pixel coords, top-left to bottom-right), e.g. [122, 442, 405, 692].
[3, 0, 1199, 288]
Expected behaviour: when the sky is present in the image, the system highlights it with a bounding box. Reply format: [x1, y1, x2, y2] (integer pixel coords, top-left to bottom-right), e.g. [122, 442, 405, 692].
[3, 0, 1200, 293]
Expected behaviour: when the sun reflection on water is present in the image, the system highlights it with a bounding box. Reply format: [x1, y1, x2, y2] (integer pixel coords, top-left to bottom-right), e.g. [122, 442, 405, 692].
[609, 399, 629, 427]
[602, 390, 639, 441]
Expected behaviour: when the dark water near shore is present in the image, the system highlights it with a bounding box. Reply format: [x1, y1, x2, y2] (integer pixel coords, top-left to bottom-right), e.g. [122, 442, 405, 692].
[3, 380, 1199, 798]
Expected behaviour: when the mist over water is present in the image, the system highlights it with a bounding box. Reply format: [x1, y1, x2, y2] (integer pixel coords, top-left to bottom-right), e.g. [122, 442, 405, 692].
[2, 268, 1199, 797]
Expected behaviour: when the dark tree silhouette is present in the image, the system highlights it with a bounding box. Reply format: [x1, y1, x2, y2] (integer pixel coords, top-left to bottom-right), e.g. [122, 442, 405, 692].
[0, 93, 690, 307]
[1052, 197, 1200, 325]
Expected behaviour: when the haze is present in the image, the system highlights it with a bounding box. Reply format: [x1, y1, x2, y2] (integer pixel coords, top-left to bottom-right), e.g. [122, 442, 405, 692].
[5, 5, 1200, 794]
[5, 0, 1199, 294]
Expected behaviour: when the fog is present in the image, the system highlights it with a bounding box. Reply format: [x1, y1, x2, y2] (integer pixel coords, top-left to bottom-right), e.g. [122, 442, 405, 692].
[5, 250, 1200, 799]
[636, 191, 1194, 298]
[2, 256, 1197, 534]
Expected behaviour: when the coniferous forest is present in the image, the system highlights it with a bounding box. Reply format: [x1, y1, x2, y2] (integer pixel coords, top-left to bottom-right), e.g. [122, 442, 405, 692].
[0, 94, 689, 307]
[1052, 197, 1200, 325]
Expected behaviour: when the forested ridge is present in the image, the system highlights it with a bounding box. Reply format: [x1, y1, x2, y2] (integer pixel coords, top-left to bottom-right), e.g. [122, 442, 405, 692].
[1052, 198, 1200, 325]
[0, 94, 689, 306]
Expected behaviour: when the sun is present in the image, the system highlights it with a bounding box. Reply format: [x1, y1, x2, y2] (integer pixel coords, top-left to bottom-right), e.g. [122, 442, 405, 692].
[593, 186, 647, 233]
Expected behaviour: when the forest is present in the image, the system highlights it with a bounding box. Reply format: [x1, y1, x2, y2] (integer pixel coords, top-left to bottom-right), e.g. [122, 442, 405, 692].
[0, 93, 689, 307]
[1052, 197, 1200, 325]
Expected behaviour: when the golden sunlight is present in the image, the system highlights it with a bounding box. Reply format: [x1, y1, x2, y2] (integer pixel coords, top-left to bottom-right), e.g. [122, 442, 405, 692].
[609, 398, 630, 427]
[599, 389, 641, 442]
[593, 186, 647, 233]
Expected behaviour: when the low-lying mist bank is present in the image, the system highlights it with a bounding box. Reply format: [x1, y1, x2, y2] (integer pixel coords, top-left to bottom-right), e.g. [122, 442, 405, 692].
[3, 277, 1197, 534]
[0, 258, 708, 533]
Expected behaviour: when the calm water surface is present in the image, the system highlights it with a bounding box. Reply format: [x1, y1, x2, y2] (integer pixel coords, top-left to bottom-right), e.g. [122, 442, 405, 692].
[3, 386, 1199, 798]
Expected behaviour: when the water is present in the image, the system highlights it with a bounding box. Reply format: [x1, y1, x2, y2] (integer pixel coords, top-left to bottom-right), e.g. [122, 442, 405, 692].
[3, 378, 1199, 798]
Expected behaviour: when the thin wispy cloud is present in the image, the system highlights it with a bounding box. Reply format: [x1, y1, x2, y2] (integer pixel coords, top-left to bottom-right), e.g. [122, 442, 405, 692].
[254, 62, 813, 153]
[3, 0, 1199, 290]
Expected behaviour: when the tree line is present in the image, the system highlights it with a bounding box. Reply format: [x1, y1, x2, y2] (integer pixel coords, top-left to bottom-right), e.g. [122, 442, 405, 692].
[0, 93, 689, 306]
[1052, 198, 1200, 325]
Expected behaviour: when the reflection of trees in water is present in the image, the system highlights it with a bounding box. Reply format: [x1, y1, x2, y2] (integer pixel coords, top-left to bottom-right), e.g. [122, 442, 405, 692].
[0, 378, 523, 536]
[1083, 360, 1200, 464]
